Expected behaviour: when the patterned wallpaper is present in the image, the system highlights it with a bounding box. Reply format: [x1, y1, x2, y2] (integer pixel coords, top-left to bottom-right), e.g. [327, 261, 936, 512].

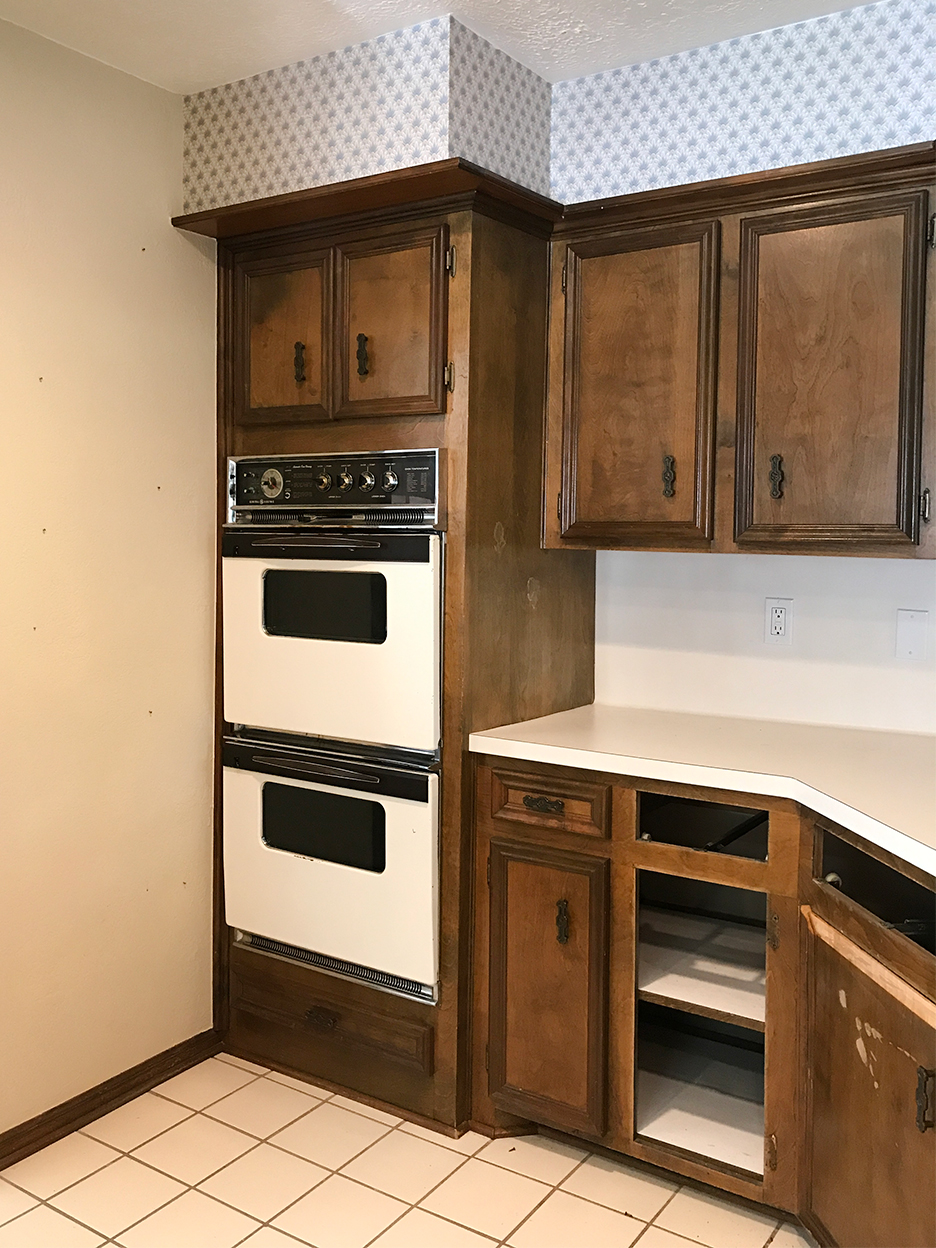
[182, 17, 550, 213]
[449, 20, 550, 196]
[551, 0, 936, 203]
[183, 20, 450, 213]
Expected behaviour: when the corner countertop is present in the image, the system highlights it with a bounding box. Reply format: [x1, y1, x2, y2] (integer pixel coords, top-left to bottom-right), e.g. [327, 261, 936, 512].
[468, 704, 936, 876]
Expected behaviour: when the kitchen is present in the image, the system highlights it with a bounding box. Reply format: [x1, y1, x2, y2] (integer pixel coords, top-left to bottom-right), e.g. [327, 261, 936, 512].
[0, 1, 934, 1245]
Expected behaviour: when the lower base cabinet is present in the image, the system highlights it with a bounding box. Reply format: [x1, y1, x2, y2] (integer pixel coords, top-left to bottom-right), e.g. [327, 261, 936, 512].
[472, 757, 936, 1248]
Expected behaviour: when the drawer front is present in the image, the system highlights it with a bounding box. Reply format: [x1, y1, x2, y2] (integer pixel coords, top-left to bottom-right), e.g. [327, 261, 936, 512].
[490, 768, 610, 839]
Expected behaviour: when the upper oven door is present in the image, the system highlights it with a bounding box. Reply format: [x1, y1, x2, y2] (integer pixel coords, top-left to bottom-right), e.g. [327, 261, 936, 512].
[222, 531, 440, 751]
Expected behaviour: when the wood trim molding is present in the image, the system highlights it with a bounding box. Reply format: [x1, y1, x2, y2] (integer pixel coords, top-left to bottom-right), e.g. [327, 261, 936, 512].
[0, 1029, 221, 1171]
[802, 906, 936, 1024]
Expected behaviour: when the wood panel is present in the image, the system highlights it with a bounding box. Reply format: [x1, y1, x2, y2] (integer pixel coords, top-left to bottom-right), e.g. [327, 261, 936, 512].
[488, 839, 609, 1136]
[735, 193, 928, 549]
[335, 226, 448, 417]
[560, 223, 719, 546]
[803, 909, 936, 1248]
[489, 768, 610, 839]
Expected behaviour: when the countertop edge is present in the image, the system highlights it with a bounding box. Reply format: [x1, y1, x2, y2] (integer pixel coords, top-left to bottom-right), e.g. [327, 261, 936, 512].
[467, 732, 936, 877]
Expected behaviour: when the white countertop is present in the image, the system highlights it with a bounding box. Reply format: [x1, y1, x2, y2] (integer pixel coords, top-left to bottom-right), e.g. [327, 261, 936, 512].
[469, 704, 936, 876]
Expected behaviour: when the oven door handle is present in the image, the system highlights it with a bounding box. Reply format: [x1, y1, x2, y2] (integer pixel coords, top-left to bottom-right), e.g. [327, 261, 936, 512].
[249, 537, 383, 551]
[250, 754, 382, 787]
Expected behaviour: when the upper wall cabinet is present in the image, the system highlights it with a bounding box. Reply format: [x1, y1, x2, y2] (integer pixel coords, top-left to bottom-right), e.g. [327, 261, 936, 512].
[233, 225, 450, 426]
[559, 223, 719, 546]
[244, 253, 331, 423]
[735, 193, 928, 550]
[335, 226, 449, 419]
[545, 146, 935, 558]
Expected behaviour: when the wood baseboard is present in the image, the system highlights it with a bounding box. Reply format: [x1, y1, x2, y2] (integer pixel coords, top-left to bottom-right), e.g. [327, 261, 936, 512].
[0, 1029, 221, 1170]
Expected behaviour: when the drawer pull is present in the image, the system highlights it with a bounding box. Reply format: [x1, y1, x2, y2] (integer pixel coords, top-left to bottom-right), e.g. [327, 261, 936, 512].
[305, 1005, 339, 1033]
[556, 899, 570, 944]
[662, 455, 676, 498]
[768, 453, 784, 499]
[293, 341, 306, 384]
[523, 794, 565, 815]
[916, 1067, 935, 1132]
[356, 333, 369, 377]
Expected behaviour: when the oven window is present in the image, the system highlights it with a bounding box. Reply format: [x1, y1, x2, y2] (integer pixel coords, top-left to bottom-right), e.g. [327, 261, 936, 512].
[261, 782, 386, 873]
[263, 570, 387, 643]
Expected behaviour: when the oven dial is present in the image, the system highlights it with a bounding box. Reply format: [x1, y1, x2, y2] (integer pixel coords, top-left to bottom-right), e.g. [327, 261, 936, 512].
[359, 470, 376, 493]
[337, 470, 355, 492]
[382, 470, 399, 493]
[314, 471, 333, 492]
[260, 468, 284, 498]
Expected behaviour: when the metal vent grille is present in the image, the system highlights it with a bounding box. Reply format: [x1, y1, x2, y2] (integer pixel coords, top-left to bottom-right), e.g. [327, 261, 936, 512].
[237, 932, 435, 1002]
[233, 508, 428, 526]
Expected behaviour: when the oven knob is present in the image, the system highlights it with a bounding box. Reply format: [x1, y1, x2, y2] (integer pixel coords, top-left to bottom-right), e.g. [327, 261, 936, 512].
[382, 470, 399, 493]
[337, 470, 354, 492]
[359, 470, 376, 493]
[260, 468, 284, 499]
[314, 471, 333, 492]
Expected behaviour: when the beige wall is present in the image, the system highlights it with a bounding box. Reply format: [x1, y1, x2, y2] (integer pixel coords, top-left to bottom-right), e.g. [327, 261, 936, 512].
[0, 20, 216, 1131]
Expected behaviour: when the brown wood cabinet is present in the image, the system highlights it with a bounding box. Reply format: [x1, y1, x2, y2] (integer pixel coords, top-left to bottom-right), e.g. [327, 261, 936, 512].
[487, 839, 609, 1136]
[234, 225, 450, 425]
[559, 223, 719, 546]
[545, 145, 935, 557]
[472, 755, 936, 1246]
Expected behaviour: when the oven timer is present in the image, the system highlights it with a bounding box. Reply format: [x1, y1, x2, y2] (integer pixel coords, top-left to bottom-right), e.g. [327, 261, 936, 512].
[260, 468, 284, 499]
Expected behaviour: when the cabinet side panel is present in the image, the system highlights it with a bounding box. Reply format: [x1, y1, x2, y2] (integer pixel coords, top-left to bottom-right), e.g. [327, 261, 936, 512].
[465, 214, 595, 729]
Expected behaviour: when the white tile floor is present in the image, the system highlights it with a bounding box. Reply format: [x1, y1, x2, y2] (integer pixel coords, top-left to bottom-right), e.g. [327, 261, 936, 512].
[0, 1056, 820, 1248]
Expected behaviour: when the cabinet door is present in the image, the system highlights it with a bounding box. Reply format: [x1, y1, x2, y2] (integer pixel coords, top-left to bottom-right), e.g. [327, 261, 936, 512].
[559, 223, 720, 546]
[488, 839, 609, 1136]
[735, 193, 928, 548]
[244, 256, 331, 421]
[335, 226, 448, 418]
[804, 908, 936, 1248]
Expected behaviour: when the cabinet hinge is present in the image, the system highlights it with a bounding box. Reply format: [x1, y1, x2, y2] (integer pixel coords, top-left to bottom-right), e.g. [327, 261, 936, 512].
[928, 214, 936, 249]
[486, 856, 491, 888]
[561, 263, 567, 293]
[445, 245, 457, 276]
[766, 1133, 778, 1171]
[485, 1044, 490, 1071]
[767, 912, 780, 951]
[921, 487, 931, 523]
[444, 362, 455, 392]
[557, 493, 562, 524]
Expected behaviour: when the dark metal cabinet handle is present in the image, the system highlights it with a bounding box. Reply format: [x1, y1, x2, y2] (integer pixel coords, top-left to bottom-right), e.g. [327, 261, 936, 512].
[305, 1005, 339, 1032]
[356, 333, 369, 377]
[916, 1067, 935, 1132]
[523, 794, 565, 815]
[769, 454, 784, 499]
[556, 899, 570, 944]
[662, 455, 676, 498]
[293, 341, 306, 384]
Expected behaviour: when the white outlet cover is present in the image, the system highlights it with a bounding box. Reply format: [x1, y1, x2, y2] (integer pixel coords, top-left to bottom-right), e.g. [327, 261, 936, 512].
[764, 597, 793, 646]
[896, 609, 928, 661]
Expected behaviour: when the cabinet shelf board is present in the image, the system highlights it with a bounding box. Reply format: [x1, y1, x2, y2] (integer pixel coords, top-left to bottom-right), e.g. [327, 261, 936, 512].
[636, 1069, 765, 1176]
[638, 907, 766, 1028]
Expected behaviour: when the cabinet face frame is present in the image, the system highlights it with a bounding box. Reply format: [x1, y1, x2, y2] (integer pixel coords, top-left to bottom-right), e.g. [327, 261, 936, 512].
[487, 837, 610, 1137]
[334, 225, 449, 419]
[734, 190, 929, 549]
[559, 222, 720, 546]
[235, 249, 334, 426]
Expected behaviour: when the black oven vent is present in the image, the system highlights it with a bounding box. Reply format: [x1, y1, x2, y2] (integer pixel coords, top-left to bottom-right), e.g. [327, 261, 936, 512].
[235, 508, 429, 526]
[238, 931, 435, 1003]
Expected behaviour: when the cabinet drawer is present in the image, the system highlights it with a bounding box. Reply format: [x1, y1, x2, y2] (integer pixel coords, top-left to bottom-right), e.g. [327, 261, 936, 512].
[231, 954, 434, 1074]
[490, 769, 610, 838]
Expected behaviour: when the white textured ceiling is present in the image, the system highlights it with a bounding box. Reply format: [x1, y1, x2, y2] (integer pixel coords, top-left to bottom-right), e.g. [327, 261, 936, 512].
[0, 0, 857, 93]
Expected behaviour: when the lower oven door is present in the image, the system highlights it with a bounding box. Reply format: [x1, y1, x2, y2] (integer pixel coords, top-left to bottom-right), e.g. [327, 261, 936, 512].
[222, 530, 440, 752]
[222, 740, 438, 993]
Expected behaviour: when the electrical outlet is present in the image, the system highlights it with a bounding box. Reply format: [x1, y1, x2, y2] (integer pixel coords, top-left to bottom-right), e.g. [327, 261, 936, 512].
[765, 597, 793, 645]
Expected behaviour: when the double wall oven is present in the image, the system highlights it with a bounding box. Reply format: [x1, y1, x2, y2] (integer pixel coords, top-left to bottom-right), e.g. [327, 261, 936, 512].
[221, 450, 442, 1001]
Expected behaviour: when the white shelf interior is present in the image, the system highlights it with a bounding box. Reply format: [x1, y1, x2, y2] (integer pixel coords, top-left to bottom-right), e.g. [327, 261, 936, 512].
[638, 906, 766, 1026]
[636, 1068, 765, 1175]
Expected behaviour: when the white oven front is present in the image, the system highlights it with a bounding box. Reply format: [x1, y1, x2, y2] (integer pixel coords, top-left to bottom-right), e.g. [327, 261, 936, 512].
[222, 531, 441, 752]
[223, 739, 438, 995]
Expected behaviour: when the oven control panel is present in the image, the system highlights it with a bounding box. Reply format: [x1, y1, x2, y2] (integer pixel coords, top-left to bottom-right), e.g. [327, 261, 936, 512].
[228, 450, 439, 528]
